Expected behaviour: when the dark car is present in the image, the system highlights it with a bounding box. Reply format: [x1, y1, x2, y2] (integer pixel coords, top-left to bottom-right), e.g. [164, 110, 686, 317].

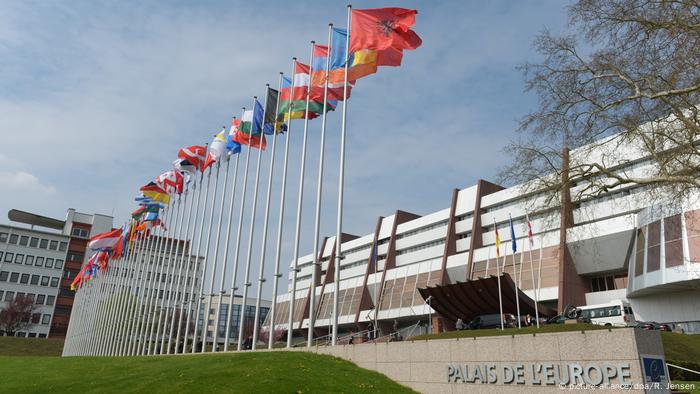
[546, 314, 591, 325]
[467, 313, 516, 329]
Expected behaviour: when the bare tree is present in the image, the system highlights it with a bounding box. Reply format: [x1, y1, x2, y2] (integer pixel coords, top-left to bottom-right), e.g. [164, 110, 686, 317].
[0, 295, 39, 336]
[502, 0, 700, 209]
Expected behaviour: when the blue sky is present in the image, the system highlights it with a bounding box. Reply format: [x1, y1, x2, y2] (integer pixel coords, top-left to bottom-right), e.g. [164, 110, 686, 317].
[0, 0, 567, 296]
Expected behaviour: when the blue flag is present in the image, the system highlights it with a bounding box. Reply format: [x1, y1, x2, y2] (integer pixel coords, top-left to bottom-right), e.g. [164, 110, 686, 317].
[509, 214, 517, 253]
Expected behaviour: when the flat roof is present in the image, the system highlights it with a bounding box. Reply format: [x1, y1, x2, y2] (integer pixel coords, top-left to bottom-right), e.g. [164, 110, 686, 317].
[7, 209, 65, 230]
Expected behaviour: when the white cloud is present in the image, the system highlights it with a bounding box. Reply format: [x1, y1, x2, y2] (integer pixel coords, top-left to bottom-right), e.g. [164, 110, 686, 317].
[0, 170, 56, 194]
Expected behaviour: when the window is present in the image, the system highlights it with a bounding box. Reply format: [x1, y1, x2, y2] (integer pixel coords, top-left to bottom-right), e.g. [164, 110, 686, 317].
[16, 292, 25, 299]
[27, 333, 36, 338]
[49, 240, 58, 251]
[39, 239, 48, 249]
[50, 277, 59, 287]
[20, 274, 29, 284]
[29, 237, 38, 247]
[0, 291, 3, 300]
[25, 255, 34, 266]
[4, 253, 14, 262]
[31, 313, 41, 324]
[55, 259, 64, 269]
[0, 271, 8, 281]
[46, 295, 55, 306]
[35, 257, 44, 267]
[59, 242, 67, 252]
[0, 233, 7, 243]
[10, 272, 19, 283]
[9, 234, 18, 244]
[41, 314, 51, 325]
[36, 294, 45, 305]
[71, 228, 89, 238]
[14, 254, 24, 264]
[25, 293, 34, 302]
[67, 252, 84, 262]
[38, 334, 47, 338]
[5, 291, 14, 301]
[40, 276, 49, 286]
[19, 236, 29, 246]
[0, 252, 3, 261]
[30, 275, 39, 285]
[45, 258, 54, 268]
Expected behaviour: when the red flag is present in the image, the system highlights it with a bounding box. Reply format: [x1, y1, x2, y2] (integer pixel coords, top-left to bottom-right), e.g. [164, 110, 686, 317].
[233, 132, 266, 150]
[155, 170, 184, 194]
[178, 145, 207, 171]
[350, 8, 422, 53]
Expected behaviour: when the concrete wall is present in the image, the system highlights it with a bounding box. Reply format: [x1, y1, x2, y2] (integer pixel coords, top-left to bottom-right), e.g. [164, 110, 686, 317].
[291, 328, 665, 393]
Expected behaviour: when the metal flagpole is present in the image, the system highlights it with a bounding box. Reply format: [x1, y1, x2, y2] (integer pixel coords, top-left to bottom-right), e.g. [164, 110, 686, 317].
[526, 214, 539, 328]
[536, 233, 544, 328]
[207, 148, 234, 352]
[132, 210, 170, 355]
[252, 75, 284, 350]
[187, 167, 213, 354]
[332, 5, 352, 346]
[222, 117, 252, 352]
[194, 160, 222, 353]
[287, 43, 313, 348]
[185, 167, 215, 354]
[238, 93, 268, 351]
[158, 183, 191, 354]
[310, 24, 333, 346]
[510, 215, 521, 329]
[495, 219, 504, 330]
[167, 174, 198, 354]
[118, 224, 148, 356]
[268, 68, 294, 349]
[125, 212, 164, 356]
[141, 195, 182, 355]
[108, 233, 137, 355]
[176, 170, 205, 353]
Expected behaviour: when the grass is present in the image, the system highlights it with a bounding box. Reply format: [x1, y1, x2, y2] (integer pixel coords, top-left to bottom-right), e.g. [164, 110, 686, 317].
[0, 351, 415, 394]
[409, 323, 611, 341]
[661, 331, 700, 363]
[0, 336, 65, 357]
[671, 381, 700, 394]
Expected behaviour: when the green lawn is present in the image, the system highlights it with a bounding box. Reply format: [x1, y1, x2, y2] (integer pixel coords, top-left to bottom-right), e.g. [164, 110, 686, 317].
[0, 336, 64, 356]
[662, 331, 700, 363]
[0, 351, 415, 394]
[409, 323, 611, 341]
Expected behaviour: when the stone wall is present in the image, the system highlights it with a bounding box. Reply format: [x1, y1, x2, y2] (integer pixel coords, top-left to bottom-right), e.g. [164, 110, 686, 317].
[289, 328, 665, 393]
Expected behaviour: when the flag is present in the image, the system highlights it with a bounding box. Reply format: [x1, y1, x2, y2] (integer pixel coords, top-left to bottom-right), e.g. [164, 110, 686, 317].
[309, 42, 356, 99]
[155, 170, 184, 195]
[240, 100, 264, 135]
[233, 131, 266, 150]
[350, 8, 422, 53]
[88, 228, 122, 251]
[71, 267, 85, 291]
[509, 214, 517, 253]
[140, 182, 170, 204]
[494, 219, 501, 258]
[526, 214, 534, 249]
[173, 158, 197, 175]
[264, 87, 286, 134]
[203, 129, 229, 170]
[278, 62, 337, 121]
[178, 145, 207, 171]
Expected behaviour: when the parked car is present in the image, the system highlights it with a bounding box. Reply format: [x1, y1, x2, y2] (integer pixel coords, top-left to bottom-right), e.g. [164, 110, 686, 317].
[467, 313, 516, 329]
[635, 321, 673, 331]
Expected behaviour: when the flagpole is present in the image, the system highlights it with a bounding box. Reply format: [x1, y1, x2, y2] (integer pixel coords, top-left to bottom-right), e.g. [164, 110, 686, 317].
[222, 110, 253, 353]
[194, 160, 222, 353]
[238, 92, 268, 351]
[167, 175, 198, 354]
[119, 221, 150, 356]
[206, 148, 233, 353]
[527, 214, 540, 328]
[536, 233, 543, 328]
[252, 75, 283, 350]
[510, 214, 522, 329]
[285, 55, 304, 349]
[188, 166, 214, 354]
[495, 219, 504, 330]
[162, 180, 195, 354]
[269, 68, 294, 349]
[307, 24, 335, 347]
[146, 193, 184, 355]
[126, 212, 164, 355]
[176, 170, 205, 354]
[109, 233, 137, 355]
[332, 4, 352, 346]
[124, 218, 155, 356]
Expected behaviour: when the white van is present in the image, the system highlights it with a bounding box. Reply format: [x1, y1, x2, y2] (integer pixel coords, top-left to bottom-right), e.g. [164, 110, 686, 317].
[578, 300, 636, 327]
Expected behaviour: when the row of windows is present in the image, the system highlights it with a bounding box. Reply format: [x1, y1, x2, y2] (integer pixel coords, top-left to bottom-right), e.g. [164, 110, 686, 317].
[0, 291, 56, 306]
[0, 252, 64, 270]
[0, 232, 68, 252]
[340, 259, 368, 271]
[395, 239, 445, 256]
[341, 243, 372, 257]
[71, 227, 90, 238]
[0, 271, 60, 288]
[1, 331, 48, 338]
[396, 220, 449, 240]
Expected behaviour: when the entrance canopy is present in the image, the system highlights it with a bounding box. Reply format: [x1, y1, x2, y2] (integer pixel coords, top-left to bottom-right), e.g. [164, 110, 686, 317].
[418, 274, 555, 323]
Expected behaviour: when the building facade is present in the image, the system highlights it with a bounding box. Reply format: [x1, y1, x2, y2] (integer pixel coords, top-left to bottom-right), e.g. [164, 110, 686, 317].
[199, 294, 271, 348]
[265, 134, 700, 337]
[0, 208, 113, 338]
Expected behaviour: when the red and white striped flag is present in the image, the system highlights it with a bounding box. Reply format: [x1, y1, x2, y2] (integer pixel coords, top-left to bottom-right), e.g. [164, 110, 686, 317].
[526, 214, 534, 249]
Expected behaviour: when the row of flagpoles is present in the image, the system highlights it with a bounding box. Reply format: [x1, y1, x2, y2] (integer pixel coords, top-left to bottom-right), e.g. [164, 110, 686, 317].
[62, 5, 422, 356]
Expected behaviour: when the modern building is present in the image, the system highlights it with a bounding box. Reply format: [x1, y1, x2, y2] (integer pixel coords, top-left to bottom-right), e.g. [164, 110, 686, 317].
[199, 294, 271, 348]
[265, 132, 700, 337]
[0, 208, 113, 338]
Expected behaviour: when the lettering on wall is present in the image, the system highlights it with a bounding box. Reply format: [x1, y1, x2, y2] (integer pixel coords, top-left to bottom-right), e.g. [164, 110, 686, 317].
[446, 363, 631, 386]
